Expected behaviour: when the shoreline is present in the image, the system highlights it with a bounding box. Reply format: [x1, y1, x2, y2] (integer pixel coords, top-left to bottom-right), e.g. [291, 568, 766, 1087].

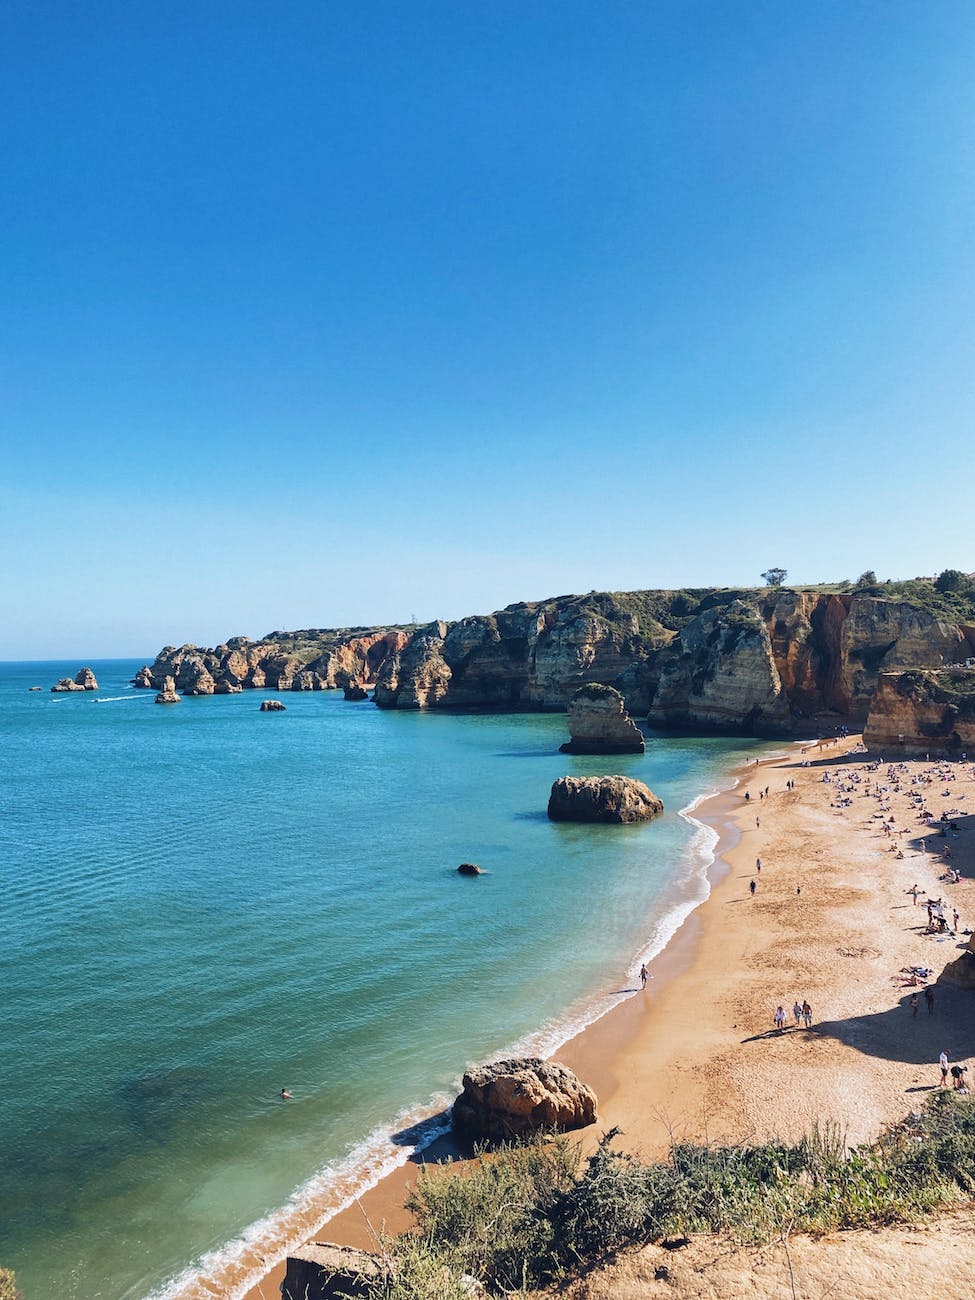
[160, 749, 755, 1300]
[232, 746, 774, 1300]
[240, 736, 975, 1298]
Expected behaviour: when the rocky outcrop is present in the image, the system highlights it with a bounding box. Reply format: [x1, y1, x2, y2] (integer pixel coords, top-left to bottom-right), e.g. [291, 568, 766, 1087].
[133, 628, 409, 696]
[864, 670, 975, 755]
[559, 683, 645, 753]
[452, 1057, 597, 1140]
[259, 699, 287, 711]
[373, 621, 452, 708]
[344, 681, 368, 701]
[52, 667, 98, 692]
[154, 677, 179, 704]
[649, 600, 791, 735]
[180, 657, 216, 696]
[141, 582, 975, 732]
[280, 1243, 384, 1300]
[827, 599, 974, 721]
[457, 862, 484, 876]
[547, 775, 663, 824]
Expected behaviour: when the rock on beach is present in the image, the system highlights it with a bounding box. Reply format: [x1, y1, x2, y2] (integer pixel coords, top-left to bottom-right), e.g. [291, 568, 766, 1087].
[452, 1057, 597, 1140]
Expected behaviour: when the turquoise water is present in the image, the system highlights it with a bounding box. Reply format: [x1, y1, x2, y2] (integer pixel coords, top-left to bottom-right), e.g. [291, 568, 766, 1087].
[0, 660, 762, 1299]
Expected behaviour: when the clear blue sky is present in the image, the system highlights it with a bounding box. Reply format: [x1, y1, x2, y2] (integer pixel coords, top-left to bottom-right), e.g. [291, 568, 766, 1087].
[2, 2, 973, 657]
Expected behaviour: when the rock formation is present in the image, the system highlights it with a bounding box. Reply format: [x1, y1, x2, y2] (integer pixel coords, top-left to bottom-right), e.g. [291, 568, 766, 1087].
[343, 681, 368, 701]
[649, 601, 792, 735]
[457, 862, 484, 876]
[452, 1057, 597, 1140]
[51, 667, 98, 692]
[259, 699, 286, 711]
[141, 581, 975, 733]
[864, 670, 975, 755]
[133, 627, 409, 697]
[559, 683, 645, 753]
[547, 775, 663, 824]
[154, 677, 179, 704]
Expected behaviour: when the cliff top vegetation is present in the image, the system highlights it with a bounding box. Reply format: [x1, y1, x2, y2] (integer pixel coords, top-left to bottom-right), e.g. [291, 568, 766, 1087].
[354, 1092, 975, 1298]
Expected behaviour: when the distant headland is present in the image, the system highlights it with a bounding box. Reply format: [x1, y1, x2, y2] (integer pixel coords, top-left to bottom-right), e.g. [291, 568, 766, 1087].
[133, 573, 975, 752]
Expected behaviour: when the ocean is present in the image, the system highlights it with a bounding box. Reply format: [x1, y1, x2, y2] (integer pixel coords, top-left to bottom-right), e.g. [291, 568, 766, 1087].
[0, 659, 764, 1298]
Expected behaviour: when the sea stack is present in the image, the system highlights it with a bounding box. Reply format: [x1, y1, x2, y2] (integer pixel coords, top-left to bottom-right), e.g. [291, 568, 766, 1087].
[259, 699, 286, 711]
[52, 667, 99, 692]
[559, 683, 645, 754]
[547, 775, 663, 824]
[154, 676, 180, 704]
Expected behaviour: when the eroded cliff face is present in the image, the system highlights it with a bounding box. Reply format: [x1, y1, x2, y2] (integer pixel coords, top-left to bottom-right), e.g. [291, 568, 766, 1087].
[139, 584, 975, 734]
[830, 600, 974, 721]
[648, 600, 792, 736]
[863, 670, 975, 755]
[136, 628, 407, 695]
[372, 594, 663, 711]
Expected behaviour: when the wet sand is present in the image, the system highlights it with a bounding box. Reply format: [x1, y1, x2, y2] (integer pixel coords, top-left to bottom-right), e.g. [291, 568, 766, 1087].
[245, 739, 975, 1299]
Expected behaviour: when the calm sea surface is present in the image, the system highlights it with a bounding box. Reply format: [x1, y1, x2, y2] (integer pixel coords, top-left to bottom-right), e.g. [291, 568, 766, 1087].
[0, 660, 764, 1298]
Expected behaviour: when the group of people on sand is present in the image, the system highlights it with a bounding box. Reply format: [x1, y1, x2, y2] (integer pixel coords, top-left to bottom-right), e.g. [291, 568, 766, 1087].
[774, 1000, 813, 1032]
[939, 1050, 969, 1091]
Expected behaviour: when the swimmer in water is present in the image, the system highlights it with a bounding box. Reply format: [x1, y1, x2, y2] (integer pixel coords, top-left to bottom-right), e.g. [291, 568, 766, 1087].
[280, 1087, 292, 1100]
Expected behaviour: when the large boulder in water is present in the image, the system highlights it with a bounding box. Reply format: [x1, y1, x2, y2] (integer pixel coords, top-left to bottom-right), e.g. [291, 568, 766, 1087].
[559, 683, 645, 754]
[547, 775, 663, 824]
[452, 1057, 597, 1140]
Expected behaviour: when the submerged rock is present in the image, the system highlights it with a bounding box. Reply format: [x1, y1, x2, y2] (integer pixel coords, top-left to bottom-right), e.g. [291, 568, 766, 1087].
[457, 862, 484, 876]
[154, 676, 180, 704]
[559, 683, 645, 754]
[547, 775, 663, 824]
[259, 699, 286, 711]
[452, 1057, 597, 1140]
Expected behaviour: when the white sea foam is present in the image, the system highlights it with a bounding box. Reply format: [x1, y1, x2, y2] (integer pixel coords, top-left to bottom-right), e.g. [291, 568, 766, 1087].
[147, 760, 750, 1300]
[147, 1102, 456, 1300]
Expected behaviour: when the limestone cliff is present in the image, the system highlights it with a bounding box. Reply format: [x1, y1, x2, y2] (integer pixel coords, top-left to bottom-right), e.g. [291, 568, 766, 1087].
[141, 580, 975, 735]
[648, 600, 792, 735]
[863, 669, 975, 755]
[134, 627, 408, 696]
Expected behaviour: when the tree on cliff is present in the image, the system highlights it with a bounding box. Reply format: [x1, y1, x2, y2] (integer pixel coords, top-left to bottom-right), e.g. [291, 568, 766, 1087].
[857, 570, 878, 587]
[935, 569, 972, 594]
[761, 567, 788, 587]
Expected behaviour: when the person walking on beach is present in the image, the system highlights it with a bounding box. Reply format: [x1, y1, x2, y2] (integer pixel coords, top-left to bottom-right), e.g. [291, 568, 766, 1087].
[910, 884, 920, 905]
[802, 999, 812, 1028]
[793, 1000, 802, 1027]
[940, 1051, 949, 1086]
[750, 879, 756, 896]
[911, 992, 920, 1017]
[756, 857, 762, 872]
[640, 963, 649, 988]
[774, 1006, 786, 1033]
[925, 986, 935, 1014]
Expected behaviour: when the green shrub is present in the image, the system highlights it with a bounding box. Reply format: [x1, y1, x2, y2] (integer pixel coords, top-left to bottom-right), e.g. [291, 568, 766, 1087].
[362, 1097, 975, 1298]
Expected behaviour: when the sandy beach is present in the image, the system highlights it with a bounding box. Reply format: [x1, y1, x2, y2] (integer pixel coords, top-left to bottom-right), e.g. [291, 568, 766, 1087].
[245, 737, 975, 1299]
